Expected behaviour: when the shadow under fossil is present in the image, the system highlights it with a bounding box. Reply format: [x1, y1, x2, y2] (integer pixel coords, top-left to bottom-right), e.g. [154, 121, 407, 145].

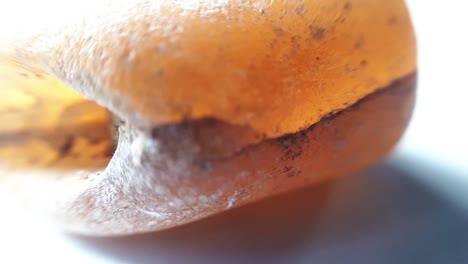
[70, 157, 468, 264]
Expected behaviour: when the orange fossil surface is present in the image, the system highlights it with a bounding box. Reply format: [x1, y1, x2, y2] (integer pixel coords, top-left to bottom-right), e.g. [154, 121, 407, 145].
[0, 0, 416, 235]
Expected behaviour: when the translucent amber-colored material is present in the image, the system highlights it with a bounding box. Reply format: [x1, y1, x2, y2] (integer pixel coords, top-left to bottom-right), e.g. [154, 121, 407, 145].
[12, 0, 416, 137]
[0, 0, 416, 235]
[0, 59, 112, 169]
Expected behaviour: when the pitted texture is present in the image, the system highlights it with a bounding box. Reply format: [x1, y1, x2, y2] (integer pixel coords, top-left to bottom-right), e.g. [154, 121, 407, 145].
[11, 0, 416, 137]
[0, 0, 417, 235]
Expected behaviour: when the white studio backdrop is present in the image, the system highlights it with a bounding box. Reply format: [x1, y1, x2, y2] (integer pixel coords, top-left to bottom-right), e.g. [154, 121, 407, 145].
[0, 1, 467, 264]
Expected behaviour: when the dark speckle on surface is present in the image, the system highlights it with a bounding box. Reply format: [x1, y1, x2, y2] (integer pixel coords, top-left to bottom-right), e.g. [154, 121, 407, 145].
[282, 166, 303, 178]
[354, 37, 365, 50]
[58, 136, 75, 157]
[196, 160, 213, 174]
[344, 2, 352, 11]
[288, 35, 302, 58]
[388, 16, 398, 25]
[18, 72, 29, 78]
[291, 35, 302, 42]
[277, 131, 309, 161]
[309, 26, 327, 41]
[269, 38, 278, 49]
[35, 73, 44, 79]
[273, 27, 286, 36]
[295, 4, 306, 16]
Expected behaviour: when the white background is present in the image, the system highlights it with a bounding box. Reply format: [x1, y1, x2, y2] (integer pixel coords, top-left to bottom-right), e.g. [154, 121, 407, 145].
[1, 1, 467, 263]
